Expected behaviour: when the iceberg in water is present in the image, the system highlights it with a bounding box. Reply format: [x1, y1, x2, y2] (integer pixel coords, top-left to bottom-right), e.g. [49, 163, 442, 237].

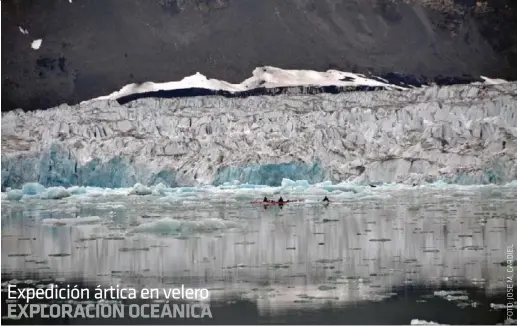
[130, 217, 238, 235]
[128, 183, 153, 196]
[39, 187, 71, 200]
[22, 182, 46, 195]
[6, 189, 23, 201]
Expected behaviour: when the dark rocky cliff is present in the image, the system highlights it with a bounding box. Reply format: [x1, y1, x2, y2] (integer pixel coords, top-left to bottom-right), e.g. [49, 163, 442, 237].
[2, 0, 516, 111]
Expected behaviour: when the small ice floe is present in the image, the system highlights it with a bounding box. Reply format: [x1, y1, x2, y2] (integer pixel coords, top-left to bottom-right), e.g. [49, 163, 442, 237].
[6, 189, 23, 201]
[490, 303, 507, 310]
[433, 290, 469, 301]
[42, 216, 102, 226]
[31, 39, 42, 50]
[410, 319, 447, 325]
[40, 187, 72, 200]
[128, 183, 152, 196]
[471, 278, 486, 284]
[130, 217, 237, 236]
[367, 293, 397, 302]
[22, 182, 45, 195]
[19, 26, 28, 34]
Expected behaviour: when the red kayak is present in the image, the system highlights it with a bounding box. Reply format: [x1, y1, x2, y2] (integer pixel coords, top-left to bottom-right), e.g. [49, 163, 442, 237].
[250, 199, 304, 205]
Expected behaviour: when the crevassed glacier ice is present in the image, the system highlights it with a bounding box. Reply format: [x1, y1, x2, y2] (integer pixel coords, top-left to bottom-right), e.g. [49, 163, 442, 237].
[213, 162, 325, 186]
[2, 82, 517, 189]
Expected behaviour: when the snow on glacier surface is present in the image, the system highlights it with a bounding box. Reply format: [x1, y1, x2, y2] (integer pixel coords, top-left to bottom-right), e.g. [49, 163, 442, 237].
[2, 79, 517, 190]
[90, 66, 405, 102]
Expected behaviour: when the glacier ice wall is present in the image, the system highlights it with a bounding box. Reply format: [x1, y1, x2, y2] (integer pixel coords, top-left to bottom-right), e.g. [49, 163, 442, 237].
[212, 162, 325, 187]
[2, 82, 517, 189]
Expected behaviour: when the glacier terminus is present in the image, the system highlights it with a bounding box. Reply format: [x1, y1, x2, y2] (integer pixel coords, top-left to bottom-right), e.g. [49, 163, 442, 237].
[2, 68, 516, 191]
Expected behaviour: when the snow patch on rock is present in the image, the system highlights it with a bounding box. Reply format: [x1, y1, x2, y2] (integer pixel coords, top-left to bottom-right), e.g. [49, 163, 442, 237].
[31, 39, 42, 50]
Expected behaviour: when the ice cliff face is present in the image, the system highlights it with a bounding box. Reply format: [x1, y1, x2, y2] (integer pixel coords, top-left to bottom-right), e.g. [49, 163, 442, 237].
[2, 82, 517, 189]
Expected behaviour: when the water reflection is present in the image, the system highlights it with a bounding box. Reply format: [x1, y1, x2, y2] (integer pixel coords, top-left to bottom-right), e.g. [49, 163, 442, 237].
[1, 186, 516, 314]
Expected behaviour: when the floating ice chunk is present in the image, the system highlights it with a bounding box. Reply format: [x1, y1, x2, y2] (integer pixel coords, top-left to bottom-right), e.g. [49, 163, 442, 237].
[131, 217, 237, 235]
[19, 26, 28, 34]
[490, 303, 507, 310]
[69, 186, 87, 195]
[152, 183, 170, 196]
[410, 319, 446, 325]
[433, 290, 469, 302]
[326, 184, 361, 193]
[315, 181, 333, 187]
[131, 217, 182, 234]
[31, 39, 42, 50]
[79, 187, 106, 197]
[22, 183, 46, 195]
[182, 218, 238, 232]
[6, 190, 23, 201]
[156, 194, 187, 203]
[303, 187, 329, 195]
[129, 183, 152, 196]
[39, 187, 71, 200]
[176, 187, 200, 193]
[281, 179, 310, 189]
[433, 290, 467, 297]
[42, 216, 102, 226]
[333, 191, 357, 199]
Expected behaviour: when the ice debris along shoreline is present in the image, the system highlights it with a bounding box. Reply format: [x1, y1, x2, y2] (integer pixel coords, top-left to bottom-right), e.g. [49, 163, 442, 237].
[3, 178, 517, 202]
[2, 81, 517, 190]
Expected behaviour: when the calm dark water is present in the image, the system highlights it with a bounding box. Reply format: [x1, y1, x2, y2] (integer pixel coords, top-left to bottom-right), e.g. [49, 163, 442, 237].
[1, 185, 516, 324]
